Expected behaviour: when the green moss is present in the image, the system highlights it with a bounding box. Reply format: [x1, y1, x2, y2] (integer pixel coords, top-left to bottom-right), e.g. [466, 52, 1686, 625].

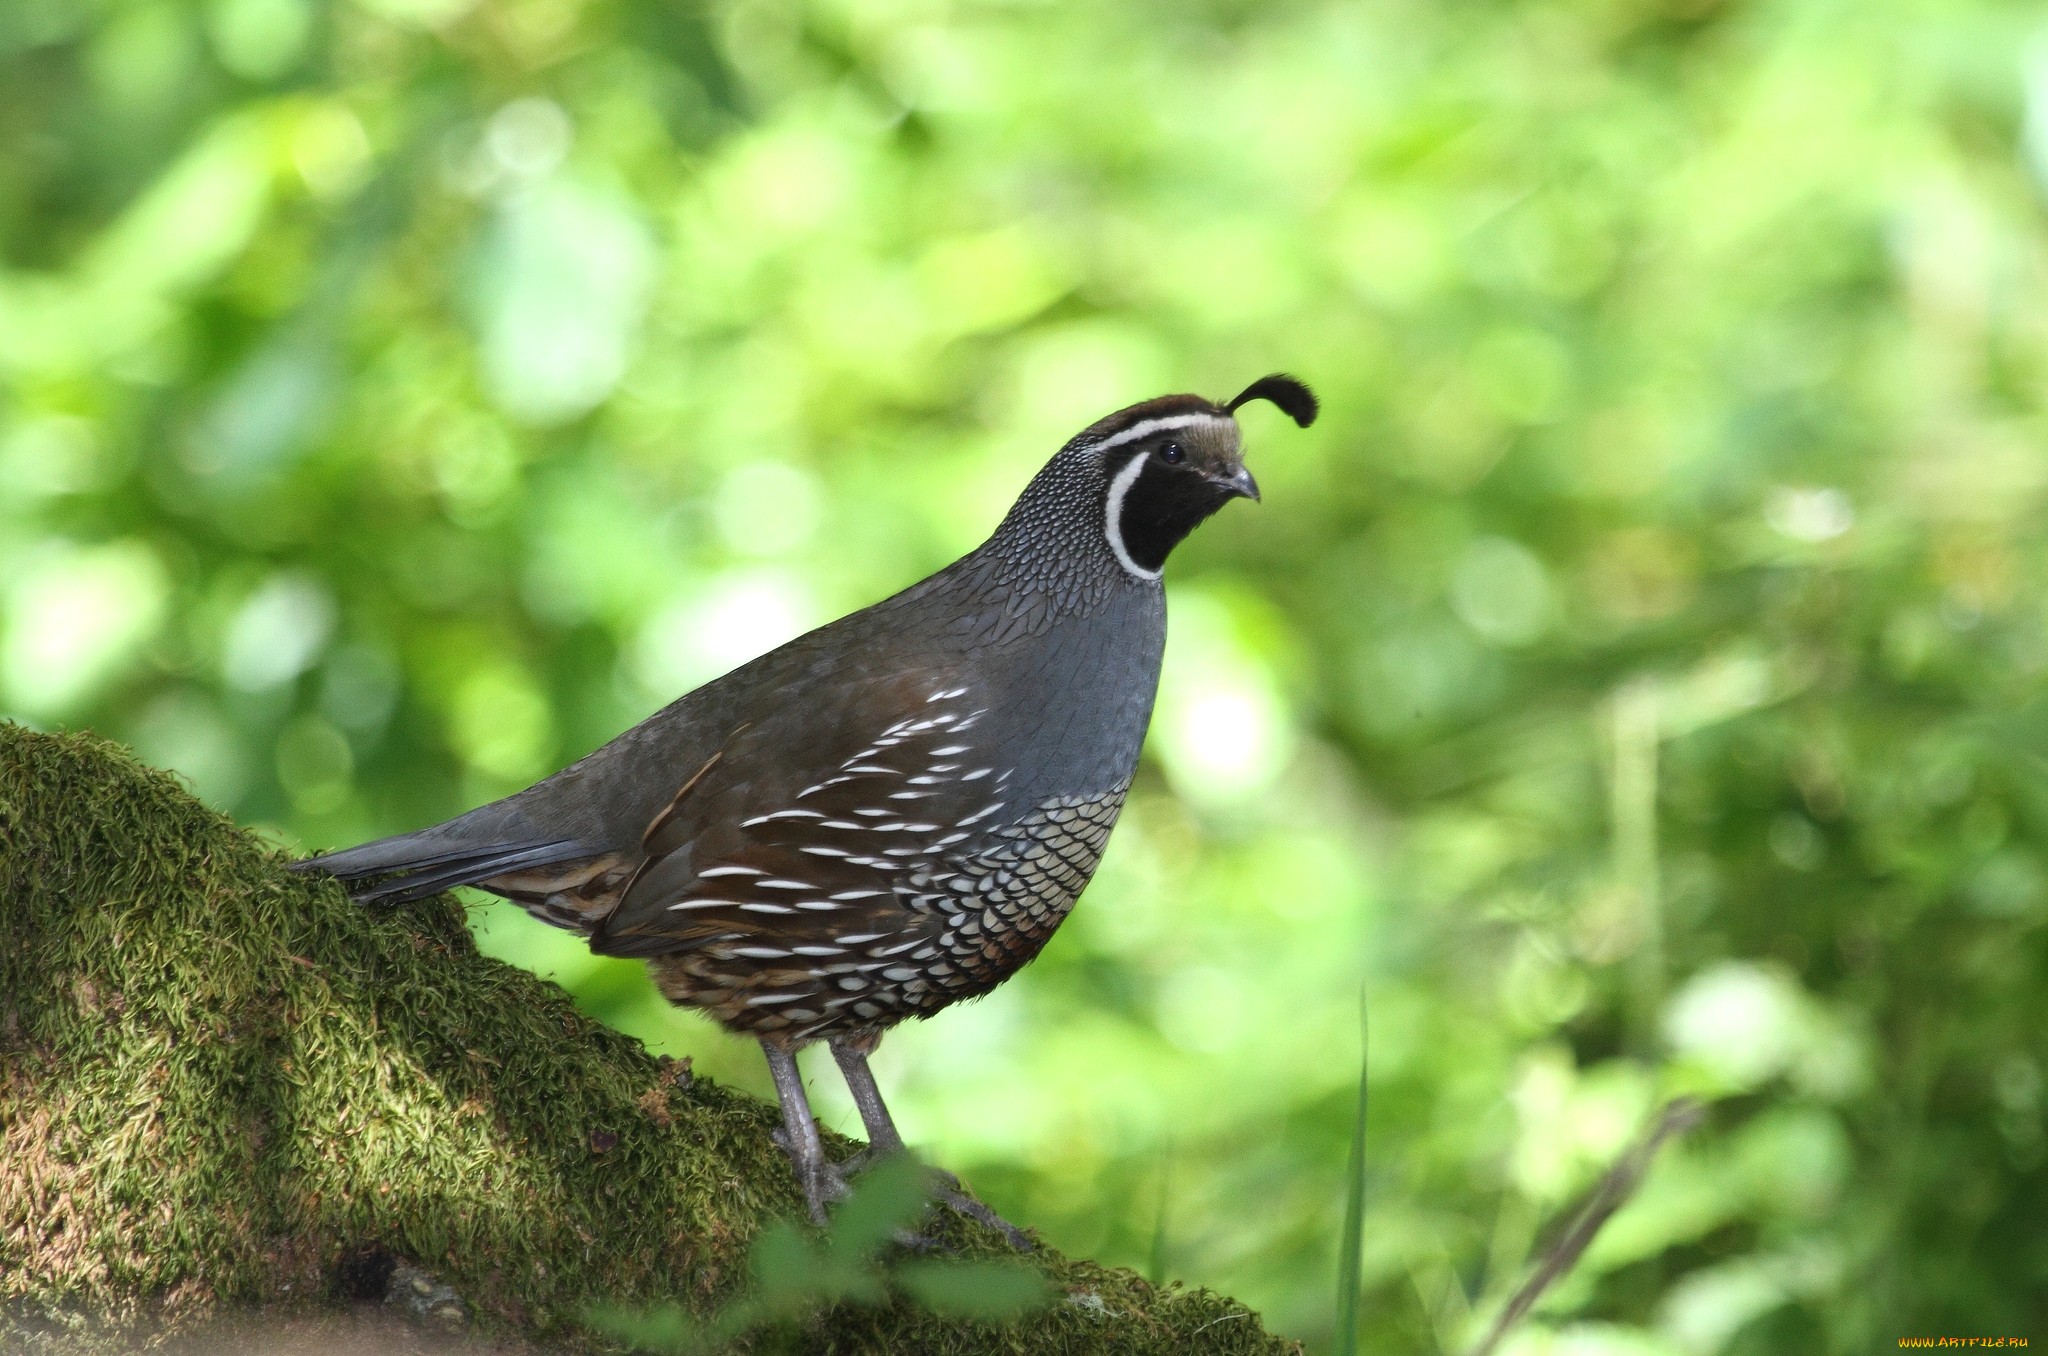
[0, 725, 1296, 1355]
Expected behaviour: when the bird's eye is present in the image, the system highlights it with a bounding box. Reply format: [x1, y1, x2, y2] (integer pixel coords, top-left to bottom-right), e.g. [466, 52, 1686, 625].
[1158, 441, 1185, 465]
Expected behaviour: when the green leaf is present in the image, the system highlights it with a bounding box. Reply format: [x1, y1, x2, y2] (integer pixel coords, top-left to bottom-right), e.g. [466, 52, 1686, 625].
[581, 1301, 699, 1355]
[894, 1259, 1052, 1321]
[825, 1155, 931, 1263]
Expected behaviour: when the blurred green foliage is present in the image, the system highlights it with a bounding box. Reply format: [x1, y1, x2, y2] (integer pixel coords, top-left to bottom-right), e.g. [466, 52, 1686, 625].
[587, 1155, 1051, 1353]
[2, 0, 2045, 1351]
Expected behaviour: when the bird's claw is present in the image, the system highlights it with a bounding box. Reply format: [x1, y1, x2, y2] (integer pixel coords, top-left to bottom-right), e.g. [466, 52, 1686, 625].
[772, 1127, 852, 1224]
[932, 1181, 1034, 1251]
[837, 1151, 1034, 1251]
[802, 1159, 853, 1226]
[781, 1126, 1030, 1248]
[888, 1226, 949, 1254]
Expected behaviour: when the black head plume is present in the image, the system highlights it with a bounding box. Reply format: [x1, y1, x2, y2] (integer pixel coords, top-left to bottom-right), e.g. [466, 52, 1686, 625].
[1224, 374, 1319, 428]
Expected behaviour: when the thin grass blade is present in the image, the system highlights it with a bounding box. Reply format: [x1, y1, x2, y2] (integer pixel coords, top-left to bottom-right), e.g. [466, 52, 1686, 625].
[1335, 988, 1370, 1356]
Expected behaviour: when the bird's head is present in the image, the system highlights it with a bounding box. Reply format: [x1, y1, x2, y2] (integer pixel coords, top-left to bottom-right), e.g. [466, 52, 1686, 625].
[1067, 373, 1318, 580]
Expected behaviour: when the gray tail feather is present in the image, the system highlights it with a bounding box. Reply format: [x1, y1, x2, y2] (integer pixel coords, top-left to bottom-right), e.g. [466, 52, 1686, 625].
[292, 831, 591, 906]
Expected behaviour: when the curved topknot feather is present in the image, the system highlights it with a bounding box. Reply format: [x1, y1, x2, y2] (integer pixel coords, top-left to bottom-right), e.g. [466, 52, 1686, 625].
[1224, 374, 1318, 428]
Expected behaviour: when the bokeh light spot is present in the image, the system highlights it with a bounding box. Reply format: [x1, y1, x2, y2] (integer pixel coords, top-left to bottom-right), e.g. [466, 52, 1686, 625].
[450, 662, 555, 782]
[1764, 486, 1853, 542]
[715, 460, 822, 558]
[632, 568, 820, 697]
[1663, 963, 1802, 1091]
[1, 541, 168, 719]
[222, 573, 335, 692]
[1451, 536, 1552, 646]
[472, 179, 654, 426]
[275, 712, 355, 812]
[1154, 593, 1295, 807]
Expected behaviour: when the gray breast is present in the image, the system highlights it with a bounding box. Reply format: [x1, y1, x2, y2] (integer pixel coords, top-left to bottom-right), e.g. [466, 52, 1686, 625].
[959, 582, 1165, 812]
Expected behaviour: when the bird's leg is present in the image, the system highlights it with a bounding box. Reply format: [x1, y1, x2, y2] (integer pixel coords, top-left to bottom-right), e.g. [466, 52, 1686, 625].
[761, 1041, 845, 1226]
[827, 1036, 1035, 1251]
[830, 1035, 906, 1159]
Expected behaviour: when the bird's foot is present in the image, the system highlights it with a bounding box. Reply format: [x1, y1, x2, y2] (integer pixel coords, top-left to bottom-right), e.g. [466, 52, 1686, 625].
[928, 1172, 1034, 1252]
[836, 1145, 884, 1176]
[779, 1131, 1025, 1249]
[884, 1226, 949, 1254]
[836, 1150, 1033, 1251]
[772, 1127, 851, 1226]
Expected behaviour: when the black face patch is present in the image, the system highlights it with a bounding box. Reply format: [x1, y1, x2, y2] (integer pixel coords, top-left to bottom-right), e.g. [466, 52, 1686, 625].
[1110, 450, 1237, 575]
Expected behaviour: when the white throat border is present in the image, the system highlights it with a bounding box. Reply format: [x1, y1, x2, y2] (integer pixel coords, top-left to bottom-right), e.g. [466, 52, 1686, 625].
[1104, 450, 1159, 581]
[1097, 413, 1234, 583]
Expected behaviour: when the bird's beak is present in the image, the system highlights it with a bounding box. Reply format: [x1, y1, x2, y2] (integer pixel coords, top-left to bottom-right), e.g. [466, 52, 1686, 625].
[1213, 466, 1260, 503]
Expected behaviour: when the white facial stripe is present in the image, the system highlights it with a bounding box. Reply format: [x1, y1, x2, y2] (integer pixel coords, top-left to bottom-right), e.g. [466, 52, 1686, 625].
[1104, 449, 1161, 582]
[1088, 412, 1234, 456]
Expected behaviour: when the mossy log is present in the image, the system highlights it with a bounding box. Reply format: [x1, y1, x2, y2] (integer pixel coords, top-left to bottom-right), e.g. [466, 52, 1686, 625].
[0, 725, 1296, 1354]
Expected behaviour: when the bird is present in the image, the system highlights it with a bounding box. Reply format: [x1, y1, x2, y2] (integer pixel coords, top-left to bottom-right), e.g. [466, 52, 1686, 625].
[293, 374, 1318, 1237]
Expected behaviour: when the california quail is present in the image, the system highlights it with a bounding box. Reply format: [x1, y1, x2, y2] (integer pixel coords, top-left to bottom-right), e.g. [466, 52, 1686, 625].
[294, 375, 1319, 1235]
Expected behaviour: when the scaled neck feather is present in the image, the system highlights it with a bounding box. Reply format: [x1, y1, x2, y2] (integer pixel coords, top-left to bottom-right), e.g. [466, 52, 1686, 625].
[960, 452, 1156, 633]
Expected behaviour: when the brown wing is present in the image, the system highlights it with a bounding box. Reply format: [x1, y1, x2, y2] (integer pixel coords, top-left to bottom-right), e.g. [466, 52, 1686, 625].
[586, 672, 1016, 1034]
